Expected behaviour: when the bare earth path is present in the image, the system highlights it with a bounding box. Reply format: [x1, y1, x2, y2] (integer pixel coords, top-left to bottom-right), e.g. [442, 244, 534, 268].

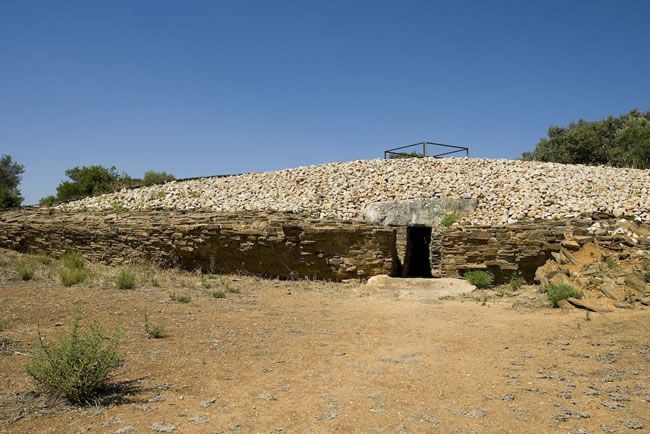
[1, 275, 649, 433]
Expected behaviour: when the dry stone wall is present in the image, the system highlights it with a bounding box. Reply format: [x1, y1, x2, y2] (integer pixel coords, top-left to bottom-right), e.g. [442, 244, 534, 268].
[439, 220, 650, 283]
[0, 209, 396, 280]
[1, 209, 647, 284]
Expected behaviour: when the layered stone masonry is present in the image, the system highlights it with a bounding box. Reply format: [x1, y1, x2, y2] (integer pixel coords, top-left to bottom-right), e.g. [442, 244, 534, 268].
[1, 209, 647, 283]
[439, 220, 650, 283]
[0, 209, 396, 280]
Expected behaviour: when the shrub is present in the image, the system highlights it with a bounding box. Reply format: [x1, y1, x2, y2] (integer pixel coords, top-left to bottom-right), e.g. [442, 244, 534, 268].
[116, 269, 136, 290]
[603, 256, 617, 269]
[59, 268, 88, 287]
[169, 293, 191, 303]
[464, 270, 494, 288]
[25, 313, 123, 404]
[440, 213, 458, 228]
[210, 290, 225, 299]
[60, 251, 85, 270]
[144, 311, 164, 339]
[547, 283, 581, 308]
[110, 203, 126, 213]
[201, 278, 212, 289]
[0, 189, 23, 209]
[0, 154, 25, 209]
[522, 109, 650, 169]
[34, 254, 52, 265]
[15, 261, 35, 281]
[58, 251, 88, 286]
[142, 171, 175, 186]
[509, 274, 524, 291]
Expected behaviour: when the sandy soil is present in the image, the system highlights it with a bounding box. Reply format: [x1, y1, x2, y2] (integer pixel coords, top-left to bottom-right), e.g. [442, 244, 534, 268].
[1, 255, 649, 433]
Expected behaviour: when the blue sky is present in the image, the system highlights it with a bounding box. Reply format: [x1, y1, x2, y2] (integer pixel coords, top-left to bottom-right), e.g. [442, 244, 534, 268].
[2, 0, 649, 204]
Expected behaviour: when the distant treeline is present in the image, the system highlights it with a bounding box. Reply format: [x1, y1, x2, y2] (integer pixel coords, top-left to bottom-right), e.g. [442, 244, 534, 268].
[522, 109, 650, 169]
[39, 166, 176, 205]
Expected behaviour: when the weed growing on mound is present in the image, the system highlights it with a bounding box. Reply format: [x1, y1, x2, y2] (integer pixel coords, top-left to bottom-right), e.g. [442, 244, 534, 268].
[15, 260, 35, 281]
[464, 270, 494, 288]
[547, 283, 581, 308]
[440, 213, 458, 227]
[116, 269, 136, 289]
[26, 311, 123, 404]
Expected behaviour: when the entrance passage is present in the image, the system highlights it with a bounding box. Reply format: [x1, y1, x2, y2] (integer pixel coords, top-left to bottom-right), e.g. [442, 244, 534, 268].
[403, 226, 432, 278]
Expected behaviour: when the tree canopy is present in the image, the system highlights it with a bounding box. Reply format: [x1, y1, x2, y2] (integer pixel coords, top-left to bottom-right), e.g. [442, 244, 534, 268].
[523, 109, 650, 169]
[0, 154, 25, 209]
[40, 166, 175, 205]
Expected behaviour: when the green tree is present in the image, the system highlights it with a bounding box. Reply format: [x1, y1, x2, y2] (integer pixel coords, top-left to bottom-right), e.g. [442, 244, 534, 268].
[43, 165, 131, 204]
[40, 166, 177, 204]
[0, 154, 25, 209]
[142, 170, 175, 186]
[523, 109, 650, 169]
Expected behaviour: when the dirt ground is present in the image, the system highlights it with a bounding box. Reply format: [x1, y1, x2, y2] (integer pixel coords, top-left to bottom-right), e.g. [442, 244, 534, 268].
[1, 250, 649, 433]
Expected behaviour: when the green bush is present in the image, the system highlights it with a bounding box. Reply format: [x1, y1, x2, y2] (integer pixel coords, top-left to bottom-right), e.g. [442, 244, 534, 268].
[142, 171, 175, 186]
[40, 166, 176, 204]
[59, 268, 88, 287]
[210, 290, 226, 299]
[116, 269, 136, 290]
[604, 256, 617, 269]
[169, 293, 191, 303]
[522, 109, 650, 169]
[60, 251, 85, 270]
[144, 311, 164, 339]
[15, 261, 35, 281]
[0, 189, 23, 209]
[509, 274, 524, 291]
[440, 213, 458, 227]
[464, 270, 494, 288]
[547, 283, 581, 308]
[0, 154, 25, 209]
[25, 313, 123, 404]
[58, 251, 88, 286]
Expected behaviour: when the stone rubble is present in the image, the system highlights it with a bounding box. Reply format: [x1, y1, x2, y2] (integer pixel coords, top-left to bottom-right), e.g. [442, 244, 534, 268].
[56, 158, 650, 225]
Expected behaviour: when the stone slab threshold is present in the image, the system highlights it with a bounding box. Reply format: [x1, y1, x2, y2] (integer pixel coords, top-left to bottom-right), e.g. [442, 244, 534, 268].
[358, 275, 476, 300]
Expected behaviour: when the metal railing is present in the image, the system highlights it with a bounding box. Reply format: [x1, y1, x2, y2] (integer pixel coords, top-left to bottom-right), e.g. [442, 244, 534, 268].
[384, 141, 469, 159]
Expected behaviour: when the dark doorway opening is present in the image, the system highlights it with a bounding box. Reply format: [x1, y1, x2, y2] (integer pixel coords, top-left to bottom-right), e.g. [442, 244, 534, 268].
[403, 226, 433, 278]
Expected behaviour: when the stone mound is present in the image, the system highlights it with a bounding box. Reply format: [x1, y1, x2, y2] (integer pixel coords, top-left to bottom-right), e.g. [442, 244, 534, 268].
[57, 158, 650, 225]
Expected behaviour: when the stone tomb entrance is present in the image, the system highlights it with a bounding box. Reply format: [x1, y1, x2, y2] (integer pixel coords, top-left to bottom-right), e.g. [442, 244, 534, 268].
[402, 225, 433, 278]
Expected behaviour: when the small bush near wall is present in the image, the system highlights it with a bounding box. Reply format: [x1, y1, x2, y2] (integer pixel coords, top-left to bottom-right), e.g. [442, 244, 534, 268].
[440, 213, 458, 227]
[116, 269, 136, 289]
[464, 270, 494, 288]
[547, 283, 581, 308]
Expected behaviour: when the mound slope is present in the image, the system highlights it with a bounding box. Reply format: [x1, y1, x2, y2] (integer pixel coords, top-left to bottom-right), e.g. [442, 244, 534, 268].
[59, 158, 650, 224]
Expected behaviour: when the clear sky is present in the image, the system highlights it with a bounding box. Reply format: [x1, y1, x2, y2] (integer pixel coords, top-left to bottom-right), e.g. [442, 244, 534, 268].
[2, 0, 649, 204]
